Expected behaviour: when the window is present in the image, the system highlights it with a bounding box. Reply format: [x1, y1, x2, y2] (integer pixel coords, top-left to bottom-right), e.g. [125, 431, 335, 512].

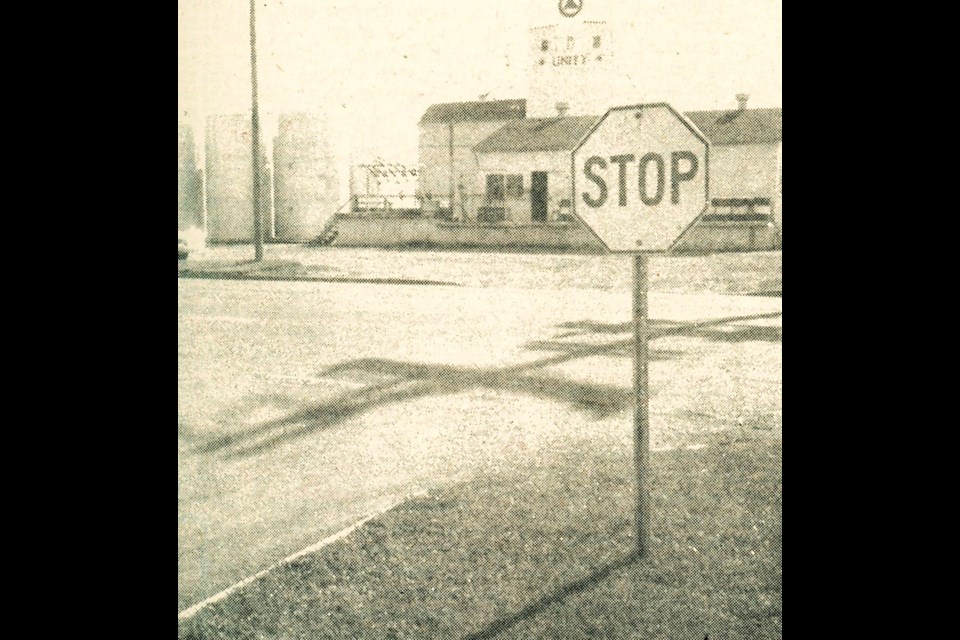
[506, 175, 523, 198]
[593, 35, 601, 48]
[486, 174, 505, 201]
[541, 39, 549, 52]
[487, 174, 523, 200]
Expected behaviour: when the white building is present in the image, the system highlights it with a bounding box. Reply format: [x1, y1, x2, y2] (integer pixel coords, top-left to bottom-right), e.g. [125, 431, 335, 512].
[417, 100, 526, 218]
[415, 96, 780, 239]
[410, 0, 782, 251]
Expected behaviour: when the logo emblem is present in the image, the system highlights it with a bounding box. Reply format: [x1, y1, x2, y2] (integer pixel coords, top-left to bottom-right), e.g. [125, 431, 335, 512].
[559, 0, 583, 18]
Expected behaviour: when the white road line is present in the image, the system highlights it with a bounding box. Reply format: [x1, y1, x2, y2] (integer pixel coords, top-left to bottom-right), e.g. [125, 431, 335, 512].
[178, 489, 428, 621]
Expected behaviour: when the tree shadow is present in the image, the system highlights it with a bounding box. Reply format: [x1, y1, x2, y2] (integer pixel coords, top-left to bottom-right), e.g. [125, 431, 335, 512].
[463, 552, 640, 640]
[195, 362, 634, 459]
[555, 312, 781, 341]
[192, 311, 781, 459]
[524, 339, 684, 358]
[554, 320, 633, 337]
[527, 312, 781, 357]
[691, 324, 781, 342]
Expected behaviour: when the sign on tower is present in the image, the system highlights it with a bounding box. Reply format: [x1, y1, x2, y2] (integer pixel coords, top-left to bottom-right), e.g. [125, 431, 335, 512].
[559, 0, 583, 18]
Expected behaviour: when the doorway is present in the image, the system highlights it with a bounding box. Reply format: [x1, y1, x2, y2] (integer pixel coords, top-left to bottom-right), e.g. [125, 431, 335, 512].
[530, 172, 548, 223]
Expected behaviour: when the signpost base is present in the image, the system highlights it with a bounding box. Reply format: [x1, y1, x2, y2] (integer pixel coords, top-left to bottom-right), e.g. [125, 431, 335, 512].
[633, 253, 651, 557]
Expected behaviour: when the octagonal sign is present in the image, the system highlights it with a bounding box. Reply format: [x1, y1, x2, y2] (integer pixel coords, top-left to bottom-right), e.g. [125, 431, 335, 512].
[573, 103, 709, 253]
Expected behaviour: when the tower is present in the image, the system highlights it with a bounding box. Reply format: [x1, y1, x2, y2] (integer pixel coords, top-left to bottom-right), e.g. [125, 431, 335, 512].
[273, 113, 339, 242]
[527, 1, 616, 118]
[205, 115, 270, 243]
[177, 123, 203, 231]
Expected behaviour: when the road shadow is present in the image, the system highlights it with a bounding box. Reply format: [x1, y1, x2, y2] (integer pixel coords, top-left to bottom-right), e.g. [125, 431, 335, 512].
[195, 362, 634, 459]
[555, 312, 781, 341]
[193, 311, 781, 459]
[463, 552, 640, 640]
[524, 339, 685, 358]
[693, 324, 780, 342]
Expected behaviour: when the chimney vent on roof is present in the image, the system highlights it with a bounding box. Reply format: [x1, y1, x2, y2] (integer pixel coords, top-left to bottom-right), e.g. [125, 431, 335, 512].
[736, 94, 749, 110]
[556, 102, 569, 117]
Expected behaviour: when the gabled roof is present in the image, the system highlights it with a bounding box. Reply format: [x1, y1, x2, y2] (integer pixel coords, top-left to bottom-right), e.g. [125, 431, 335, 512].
[472, 116, 600, 153]
[685, 108, 782, 145]
[422, 98, 782, 149]
[419, 99, 526, 124]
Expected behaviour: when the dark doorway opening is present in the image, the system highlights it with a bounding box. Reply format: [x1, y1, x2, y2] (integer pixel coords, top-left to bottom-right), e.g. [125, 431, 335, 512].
[531, 171, 548, 223]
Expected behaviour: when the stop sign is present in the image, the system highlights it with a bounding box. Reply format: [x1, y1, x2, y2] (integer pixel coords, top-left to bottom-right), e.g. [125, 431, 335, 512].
[573, 103, 709, 252]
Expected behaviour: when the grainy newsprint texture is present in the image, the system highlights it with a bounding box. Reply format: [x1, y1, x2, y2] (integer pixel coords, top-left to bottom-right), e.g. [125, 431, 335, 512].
[179, 1, 782, 637]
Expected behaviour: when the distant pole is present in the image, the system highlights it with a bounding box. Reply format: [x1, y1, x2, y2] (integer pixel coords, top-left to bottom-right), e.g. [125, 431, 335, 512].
[249, 0, 263, 261]
[448, 122, 455, 219]
[633, 253, 651, 556]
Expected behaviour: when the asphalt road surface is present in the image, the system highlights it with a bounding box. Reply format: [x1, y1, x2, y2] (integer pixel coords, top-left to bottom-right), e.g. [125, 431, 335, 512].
[178, 276, 781, 612]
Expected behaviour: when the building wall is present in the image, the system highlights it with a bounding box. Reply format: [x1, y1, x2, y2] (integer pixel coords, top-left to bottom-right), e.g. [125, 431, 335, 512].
[332, 216, 602, 251]
[673, 141, 781, 252]
[673, 221, 780, 253]
[474, 150, 571, 223]
[710, 142, 781, 199]
[415, 116, 782, 252]
[472, 143, 782, 252]
[178, 124, 203, 230]
[205, 115, 270, 243]
[417, 120, 515, 216]
[330, 214, 776, 253]
[273, 113, 339, 242]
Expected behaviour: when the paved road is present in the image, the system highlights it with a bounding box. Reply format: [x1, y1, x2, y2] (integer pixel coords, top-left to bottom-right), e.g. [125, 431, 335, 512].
[177, 277, 781, 612]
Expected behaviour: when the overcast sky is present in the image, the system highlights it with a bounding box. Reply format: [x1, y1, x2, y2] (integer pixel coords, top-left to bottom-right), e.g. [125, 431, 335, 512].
[178, 0, 782, 164]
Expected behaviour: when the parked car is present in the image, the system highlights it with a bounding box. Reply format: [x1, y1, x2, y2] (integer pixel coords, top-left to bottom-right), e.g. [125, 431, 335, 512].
[178, 238, 189, 260]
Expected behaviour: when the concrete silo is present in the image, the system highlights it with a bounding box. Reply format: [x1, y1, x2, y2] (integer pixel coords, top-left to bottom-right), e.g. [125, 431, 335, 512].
[177, 123, 203, 230]
[205, 114, 270, 243]
[273, 113, 339, 242]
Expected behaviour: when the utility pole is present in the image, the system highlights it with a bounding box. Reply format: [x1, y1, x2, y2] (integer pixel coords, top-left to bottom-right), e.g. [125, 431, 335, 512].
[249, 0, 264, 261]
[448, 122, 454, 219]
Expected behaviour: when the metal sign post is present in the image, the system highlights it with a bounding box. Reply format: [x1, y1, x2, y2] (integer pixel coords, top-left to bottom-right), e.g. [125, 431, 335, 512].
[571, 103, 709, 558]
[632, 253, 651, 556]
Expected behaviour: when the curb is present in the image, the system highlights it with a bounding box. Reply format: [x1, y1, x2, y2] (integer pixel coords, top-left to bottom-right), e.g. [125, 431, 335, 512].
[177, 272, 460, 287]
[178, 490, 428, 620]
